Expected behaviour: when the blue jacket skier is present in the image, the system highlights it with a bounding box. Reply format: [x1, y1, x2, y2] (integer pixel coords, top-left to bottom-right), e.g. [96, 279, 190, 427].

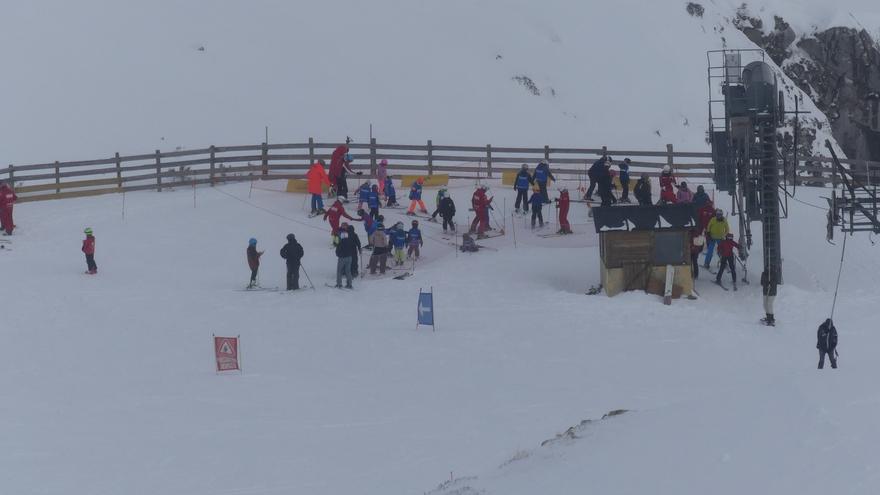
[534, 160, 555, 203]
[407, 220, 424, 259]
[389, 221, 408, 266]
[514, 164, 533, 213]
[367, 184, 381, 221]
[384, 177, 398, 206]
[529, 188, 545, 228]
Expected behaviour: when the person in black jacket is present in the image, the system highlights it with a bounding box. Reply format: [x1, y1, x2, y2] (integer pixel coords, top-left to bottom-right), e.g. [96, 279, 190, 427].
[279, 233, 304, 290]
[346, 224, 363, 278]
[439, 193, 456, 233]
[596, 160, 616, 206]
[335, 229, 357, 288]
[634, 174, 652, 206]
[760, 269, 777, 326]
[585, 155, 608, 200]
[817, 319, 838, 369]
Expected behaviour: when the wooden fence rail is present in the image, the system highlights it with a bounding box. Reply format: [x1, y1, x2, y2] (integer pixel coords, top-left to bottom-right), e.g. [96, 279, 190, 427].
[1, 140, 875, 203]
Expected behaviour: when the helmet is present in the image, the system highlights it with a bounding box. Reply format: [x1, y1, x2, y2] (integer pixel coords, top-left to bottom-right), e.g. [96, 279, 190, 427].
[84, 228, 93, 235]
[539, 160, 548, 166]
[395, 221, 404, 228]
[378, 215, 385, 222]
[379, 159, 388, 166]
[412, 220, 419, 226]
[561, 187, 568, 192]
[662, 165, 671, 173]
[715, 209, 723, 217]
[248, 238, 257, 246]
[371, 184, 378, 190]
[357, 208, 365, 216]
[697, 185, 705, 192]
[417, 177, 425, 184]
[286, 233, 295, 241]
[725, 233, 734, 239]
[624, 158, 632, 164]
[344, 153, 353, 162]
[521, 163, 528, 170]
[679, 181, 687, 188]
[337, 196, 345, 202]
[480, 184, 489, 191]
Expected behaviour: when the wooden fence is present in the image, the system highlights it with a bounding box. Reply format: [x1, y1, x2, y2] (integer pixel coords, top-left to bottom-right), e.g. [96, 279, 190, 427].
[1, 139, 875, 203]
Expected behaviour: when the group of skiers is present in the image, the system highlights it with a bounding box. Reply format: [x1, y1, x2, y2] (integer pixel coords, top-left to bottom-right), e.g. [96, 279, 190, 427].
[512, 162, 572, 234]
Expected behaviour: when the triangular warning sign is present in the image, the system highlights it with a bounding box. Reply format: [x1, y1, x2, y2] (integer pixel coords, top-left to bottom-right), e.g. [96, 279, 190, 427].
[219, 341, 233, 355]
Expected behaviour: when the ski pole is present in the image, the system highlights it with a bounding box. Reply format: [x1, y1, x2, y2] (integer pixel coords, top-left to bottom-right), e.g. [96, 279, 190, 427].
[300, 263, 316, 291]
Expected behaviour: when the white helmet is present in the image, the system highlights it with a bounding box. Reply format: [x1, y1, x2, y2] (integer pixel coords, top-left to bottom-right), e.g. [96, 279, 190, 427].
[662, 165, 671, 173]
[480, 184, 489, 191]
[337, 195, 345, 201]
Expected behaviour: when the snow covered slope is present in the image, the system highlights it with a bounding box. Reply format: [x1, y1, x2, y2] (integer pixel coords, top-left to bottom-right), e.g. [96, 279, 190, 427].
[2, 179, 879, 494]
[0, 0, 855, 166]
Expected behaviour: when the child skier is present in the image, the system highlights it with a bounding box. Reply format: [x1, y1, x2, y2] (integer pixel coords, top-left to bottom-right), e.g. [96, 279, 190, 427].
[634, 174, 652, 206]
[407, 177, 428, 215]
[529, 185, 545, 229]
[357, 209, 377, 248]
[704, 208, 729, 268]
[246, 238, 263, 288]
[357, 181, 371, 210]
[377, 159, 388, 195]
[389, 221, 408, 265]
[407, 220, 423, 260]
[368, 223, 389, 274]
[714, 233, 741, 290]
[438, 191, 456, 233]
[367, 184, 381, 221]
[82, 228, 97, 274]
[460, 233, 479, 252]
[618, 158, 631, 203]
[659, 165, 678, 204]
[324, 196, 356, 240]
[555, 188, 572, 234]
[429, 188, 448, 222]
[676, 181, 694, 203]
[384, 176, 398, 207]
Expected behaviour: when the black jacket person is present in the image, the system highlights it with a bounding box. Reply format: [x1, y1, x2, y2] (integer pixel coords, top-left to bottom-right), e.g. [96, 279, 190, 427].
[817, 318, 838, 369]
[279, 234, 304, 290]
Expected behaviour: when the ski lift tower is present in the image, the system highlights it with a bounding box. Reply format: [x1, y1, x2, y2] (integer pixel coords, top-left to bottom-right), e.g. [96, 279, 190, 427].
[707, 49, 786, 289]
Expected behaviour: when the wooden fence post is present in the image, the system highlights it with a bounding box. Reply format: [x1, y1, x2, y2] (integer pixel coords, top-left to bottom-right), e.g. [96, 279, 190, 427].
[370, 138, 377, 177]
[427, 139, 434, 176]
[155, 150, 162, 192]
[209, 146, 216, 186]
[261, 142, 269, 177]
[486, 144, 493, 179]
[115, 153, 122, 188]
[55, 161, 60, 194]
[308, 137, 315, 165]
[7, 165, 13, 186]
[544, 145, 550, 162]
[666, 144, 674, 171]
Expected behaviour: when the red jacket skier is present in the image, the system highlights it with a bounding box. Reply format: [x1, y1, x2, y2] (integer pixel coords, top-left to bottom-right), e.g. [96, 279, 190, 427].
[556, 188, 572, 234]
[715, 233, 741, 288]
[697, 201, 715, 235]
[0, 181, 17, 235]
[323, 197, 356, 236]
[82, 227, 97, 274]
[328, 145, 349, 184]
[469, 186, 492, 235]
[659, 166, 678, 204]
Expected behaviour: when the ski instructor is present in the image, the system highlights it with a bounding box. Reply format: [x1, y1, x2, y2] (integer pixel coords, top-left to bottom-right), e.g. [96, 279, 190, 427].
[329, 141, 361, 201]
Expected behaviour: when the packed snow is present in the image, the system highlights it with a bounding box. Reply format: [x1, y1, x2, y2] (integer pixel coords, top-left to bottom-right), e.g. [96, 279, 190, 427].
[1, 177, 877, 494]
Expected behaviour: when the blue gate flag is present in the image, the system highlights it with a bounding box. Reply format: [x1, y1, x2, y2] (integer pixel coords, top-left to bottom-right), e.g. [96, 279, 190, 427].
[417, 291, 434, 326]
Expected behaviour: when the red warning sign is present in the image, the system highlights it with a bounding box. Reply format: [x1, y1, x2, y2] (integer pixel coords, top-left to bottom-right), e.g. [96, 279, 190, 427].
[214, 336, 240, 372]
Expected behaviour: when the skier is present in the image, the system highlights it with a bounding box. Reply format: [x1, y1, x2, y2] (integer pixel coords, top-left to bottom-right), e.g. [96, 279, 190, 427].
[689, 227, 705, 279]
[760, 268, 778, 326]
[356, 209, 377, 249]
[389, 221, 408, 266]
[529, 185, 545, 229]
[438, 190, 457, 233]
[346, 224, 363, 278]
[659, 165, 678, 204]
[469, 185, 491, 236]
[596, 160, 616, 207]
[676, 181, 694, 203]
[384, 176, 399, 207]
[407, 220, 423, 260]
[407, 177, 428, 215]
[634, 174, 652, 206]
[697, 200, 716, 234]
[534, 160, 555, 203]
[323, 196, 356, 239]
[514, 164, 533, 213]
[618, 158, 632, 203]
[246, 238, 263, 289]
[328, 144, 349, 199]
[429, 188, 448, 222]
[460, 233, 479, 252]
[704, 209, 729, 269]
[585, 155, 608, 200]
[82, 227, 97, 274]
[714, 233, 741, 290]
[306, 160, 330, 215]
[368, 223, 389, 274]
[279, 233, 304, 290]
[816, 318, 838, 369]
[692, 184, 710, 207]
[367, 184, 381, 221]
[377, 159, 389, 195]
[0, 181, 17, 235]
[334, 228, 357, 289]
[555, 188, 572, 234]
[356, 181, 371, 210]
